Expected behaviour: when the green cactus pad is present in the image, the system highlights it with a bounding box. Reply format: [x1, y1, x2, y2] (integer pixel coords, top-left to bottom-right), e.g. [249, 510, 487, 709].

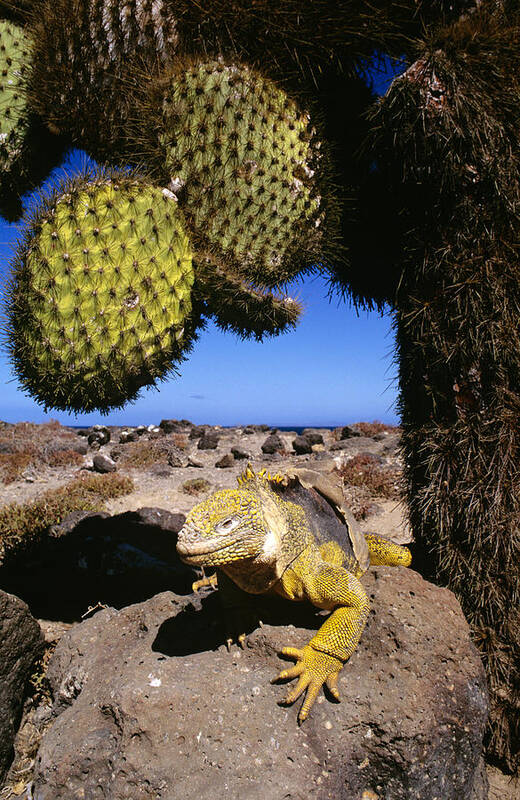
[6, 174, 196, 412]
[140, 59, 335, 287]
[0, 20, 29, 169]
[194, 259, 302, 341]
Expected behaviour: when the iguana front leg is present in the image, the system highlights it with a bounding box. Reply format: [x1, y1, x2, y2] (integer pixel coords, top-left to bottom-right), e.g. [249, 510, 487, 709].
[217, 568, 260, 649]
[272, 559, 370, 722]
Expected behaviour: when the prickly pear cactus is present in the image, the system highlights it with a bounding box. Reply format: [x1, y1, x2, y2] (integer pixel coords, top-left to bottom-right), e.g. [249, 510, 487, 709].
[28, 0, 178, 159]
[140, 59, 335, 287]
[0, 20, 30, 172]
[5, 173, 197, 413]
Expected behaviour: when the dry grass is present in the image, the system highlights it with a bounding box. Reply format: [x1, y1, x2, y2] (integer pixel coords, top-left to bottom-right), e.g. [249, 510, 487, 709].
[170, 433, 188, 451]
[336, 453, 401, 500]
[117, 436, 186, 468]
[182, 478, 211, 496]
[0, 472, 134, 563]
[0, 420, 84, 484]
[353, 421, 400, 437]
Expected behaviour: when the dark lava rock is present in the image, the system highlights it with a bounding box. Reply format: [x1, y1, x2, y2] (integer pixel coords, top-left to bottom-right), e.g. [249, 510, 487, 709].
[198, 431, 219, 450]
[49, 510, 110, 538]
[0, 591, 43, 782]
[215, 453, 234, 468]
[118, 429, 140, 444]
[243, 424, 270, 434]
[32, 568, 488, 799]
[302, 429, 325, 446]
[190, 425, 208, 440]
[0, 509, 192, 622]
[231, 447, 251, 460]
[335, 425, 361, 440]
[87, 425, 111, 447]
[261, 433, 284, 454]
[159, 419, 184, 433]
[292, 435, 313, 455]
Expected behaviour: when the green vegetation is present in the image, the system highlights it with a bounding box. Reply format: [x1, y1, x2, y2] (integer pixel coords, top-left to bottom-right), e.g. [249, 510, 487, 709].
[0, 20, 29, 167]
[138, 58, 335, 288]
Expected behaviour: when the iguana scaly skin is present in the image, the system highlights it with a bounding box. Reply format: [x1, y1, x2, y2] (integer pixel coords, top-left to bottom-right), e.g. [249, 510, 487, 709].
[177, 465, 411, 722]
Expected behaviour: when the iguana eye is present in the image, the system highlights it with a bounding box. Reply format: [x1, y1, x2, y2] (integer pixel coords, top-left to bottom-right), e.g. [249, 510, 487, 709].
[216, 516, 240, 534]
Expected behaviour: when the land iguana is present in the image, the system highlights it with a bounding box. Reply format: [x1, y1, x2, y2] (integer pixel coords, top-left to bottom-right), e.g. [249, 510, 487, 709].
[176, 464, 411, 722]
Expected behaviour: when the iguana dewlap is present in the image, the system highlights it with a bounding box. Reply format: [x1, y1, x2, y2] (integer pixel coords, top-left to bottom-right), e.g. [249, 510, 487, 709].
[177, 465, 411, 722]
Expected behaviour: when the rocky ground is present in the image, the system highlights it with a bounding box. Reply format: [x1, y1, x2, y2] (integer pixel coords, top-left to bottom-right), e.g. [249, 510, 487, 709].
[0, 419, 407, 538]
[0, 419, 516, 799]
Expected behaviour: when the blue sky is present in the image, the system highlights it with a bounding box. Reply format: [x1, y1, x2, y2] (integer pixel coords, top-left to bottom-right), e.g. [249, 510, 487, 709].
[0, 64, 401, 428]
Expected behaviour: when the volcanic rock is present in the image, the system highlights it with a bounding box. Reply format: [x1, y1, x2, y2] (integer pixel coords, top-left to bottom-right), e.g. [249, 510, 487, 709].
[31, 568, 488, 799]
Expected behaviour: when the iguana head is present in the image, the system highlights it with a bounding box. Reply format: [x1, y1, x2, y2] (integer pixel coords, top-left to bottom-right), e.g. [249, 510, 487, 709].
[177, 473, 274, 568]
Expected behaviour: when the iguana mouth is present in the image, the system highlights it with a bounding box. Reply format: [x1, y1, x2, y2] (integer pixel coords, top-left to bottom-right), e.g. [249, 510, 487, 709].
[177, 535, 241, 564]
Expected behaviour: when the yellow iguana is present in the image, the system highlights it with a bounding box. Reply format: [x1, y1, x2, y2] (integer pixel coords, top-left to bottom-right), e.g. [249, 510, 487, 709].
[176, 465, 411, 722]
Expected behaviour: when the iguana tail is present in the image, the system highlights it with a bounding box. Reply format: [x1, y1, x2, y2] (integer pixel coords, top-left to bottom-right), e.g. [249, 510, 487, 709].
[364, 533, 412, 567]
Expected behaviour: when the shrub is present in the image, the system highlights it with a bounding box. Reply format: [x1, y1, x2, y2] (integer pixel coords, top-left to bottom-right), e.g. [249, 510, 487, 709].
[335, 453, 401, 500]
[353, 421, 400, 437]
[182, 478, 211, 496]
[0, 472, 134, 562]
[0, 420, 84, 483]
[118, 437, 185, 468]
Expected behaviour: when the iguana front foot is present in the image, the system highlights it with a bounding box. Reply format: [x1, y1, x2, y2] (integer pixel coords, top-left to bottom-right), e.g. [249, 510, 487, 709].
[272, 645, 342, 723]
[192, 572, 218, 592]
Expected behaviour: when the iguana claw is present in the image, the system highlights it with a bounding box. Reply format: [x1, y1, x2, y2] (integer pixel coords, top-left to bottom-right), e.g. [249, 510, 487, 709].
[272, 645, 342, 723]
[226, 632, 246, 651]
[192, 572, 218, 593]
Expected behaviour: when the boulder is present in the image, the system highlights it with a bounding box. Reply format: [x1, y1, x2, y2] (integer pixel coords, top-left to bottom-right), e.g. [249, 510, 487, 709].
[261, 433, 285, 454]
[93, 453, 117, 473]
[189, 425, 208, 440]
[118, 429, 140, 444]
[159, 419, 184, 433]
[32, 568, 488, 799]
[215, 453, 234, 468]
[292, 434, 313, 454]
[87, 425, 111, 447]
[335, 425, 361, 440]
[0, 508, 193, 621]
[231, 447, 251, 460]
[197, 431, 219, 450]
[0, 591, 44, 782]
[302, 429, 325, 446]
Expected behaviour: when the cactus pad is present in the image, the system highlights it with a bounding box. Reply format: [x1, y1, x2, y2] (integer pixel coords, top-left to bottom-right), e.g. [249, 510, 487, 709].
[0, 20, 30, 172]
[6, 174, 196, 412]
[29, 0, 178, 159]
[142, 59, 333, 287]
